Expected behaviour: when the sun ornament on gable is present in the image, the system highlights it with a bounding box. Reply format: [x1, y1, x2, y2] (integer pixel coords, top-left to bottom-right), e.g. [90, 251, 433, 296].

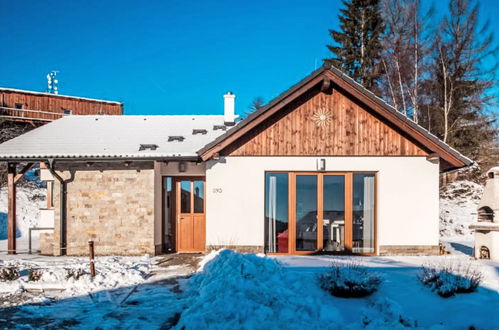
[312, 108, 332, 127]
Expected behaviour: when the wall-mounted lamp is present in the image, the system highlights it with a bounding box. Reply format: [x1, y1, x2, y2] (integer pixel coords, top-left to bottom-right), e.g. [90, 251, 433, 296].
[317, 158, 326, 171]
[179, 161, 187, 173]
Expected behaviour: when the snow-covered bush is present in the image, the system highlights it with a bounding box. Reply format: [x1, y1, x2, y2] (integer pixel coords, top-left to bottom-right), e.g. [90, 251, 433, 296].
[318, 261, 382, 298]
[0, 266, 20, 281]
[28, 269, 43, 282]
[418, 261, 482, 297]
[65, 268, 85, 280]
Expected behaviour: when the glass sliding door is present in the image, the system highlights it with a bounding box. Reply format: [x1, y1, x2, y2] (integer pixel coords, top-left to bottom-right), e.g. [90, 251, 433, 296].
[323, 175, 345, 252]
[352, 174, 375, 253]
[264, 173, 289, 253]
[264, 171, 375, 255]
[295, 175, 318, 251]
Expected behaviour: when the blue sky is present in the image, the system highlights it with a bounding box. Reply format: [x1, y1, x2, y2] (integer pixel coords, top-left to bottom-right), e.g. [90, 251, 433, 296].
[0, 0, 498, 116]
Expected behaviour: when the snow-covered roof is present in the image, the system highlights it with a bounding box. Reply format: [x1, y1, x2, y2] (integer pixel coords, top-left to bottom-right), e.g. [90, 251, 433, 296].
[0, 115, 232, 160]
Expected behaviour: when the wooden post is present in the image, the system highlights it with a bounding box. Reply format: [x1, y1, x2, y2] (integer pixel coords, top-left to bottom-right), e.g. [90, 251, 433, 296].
[88, 240, 95, 277]
[7, 163, 16, 254]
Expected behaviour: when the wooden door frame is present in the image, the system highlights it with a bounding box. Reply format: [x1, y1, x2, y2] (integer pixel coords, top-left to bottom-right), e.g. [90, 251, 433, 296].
[174, 176, 206, 253]
[266, 171, 377, 256]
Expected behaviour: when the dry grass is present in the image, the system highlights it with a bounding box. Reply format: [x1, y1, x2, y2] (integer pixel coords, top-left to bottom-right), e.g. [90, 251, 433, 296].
[318, 261, 382, 298]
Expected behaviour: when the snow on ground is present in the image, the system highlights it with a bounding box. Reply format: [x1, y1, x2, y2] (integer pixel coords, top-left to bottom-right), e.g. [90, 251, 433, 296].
[440, 180, 483, 255]
[0, 180, 46, 253]
[0, 255, 151, 300]
[1, 251, 498, 329]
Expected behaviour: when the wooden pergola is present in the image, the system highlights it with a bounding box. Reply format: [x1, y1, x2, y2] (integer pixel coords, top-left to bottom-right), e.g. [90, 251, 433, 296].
[6, 162, 34, 254]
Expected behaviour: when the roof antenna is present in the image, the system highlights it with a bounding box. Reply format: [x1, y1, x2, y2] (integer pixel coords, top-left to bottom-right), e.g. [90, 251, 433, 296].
[47, 71, 59, 94]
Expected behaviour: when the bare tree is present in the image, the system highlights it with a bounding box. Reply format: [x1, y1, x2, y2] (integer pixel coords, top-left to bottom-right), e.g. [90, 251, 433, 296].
[380, 0, 433, 122]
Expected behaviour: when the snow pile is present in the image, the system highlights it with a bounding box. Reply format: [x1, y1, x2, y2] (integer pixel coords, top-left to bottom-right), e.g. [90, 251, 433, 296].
[440, 180, 483, 243]
[360, 298, 415, 328]
[0, 182, 46, 240]
[175, 250, 342, 329]
[0, 256, 151, 306]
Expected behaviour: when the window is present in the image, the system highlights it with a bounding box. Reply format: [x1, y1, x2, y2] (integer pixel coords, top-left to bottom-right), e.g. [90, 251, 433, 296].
[63, 109, 72, 115]
[139, 144, 159, 151]
[352, 174, 375, 253]
[295, 175, 318, 251]
[163, 177, 173, 251]
[15, 103, 23, 109]
[193, 180, 204, 213]
[180, 181, 191, 213]
[264, 173, 289, 253]
[323, 175, 345, 252]
[478, 207, 494, 222]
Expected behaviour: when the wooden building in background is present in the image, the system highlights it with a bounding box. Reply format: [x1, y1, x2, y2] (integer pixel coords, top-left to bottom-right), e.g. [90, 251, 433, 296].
[0, 88, 123, 123]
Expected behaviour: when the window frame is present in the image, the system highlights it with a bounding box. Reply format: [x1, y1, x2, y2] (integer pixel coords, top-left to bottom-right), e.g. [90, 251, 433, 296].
[264, 171, 377, 256]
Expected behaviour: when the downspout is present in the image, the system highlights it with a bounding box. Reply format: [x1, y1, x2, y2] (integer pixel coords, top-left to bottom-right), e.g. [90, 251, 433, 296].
[46, 159, 75, 256]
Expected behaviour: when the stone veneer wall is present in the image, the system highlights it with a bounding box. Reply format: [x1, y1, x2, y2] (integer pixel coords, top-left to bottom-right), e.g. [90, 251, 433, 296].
[206, 245, 264, 254]
[379, 245, 440, 256]
[50, 163, 155, 256]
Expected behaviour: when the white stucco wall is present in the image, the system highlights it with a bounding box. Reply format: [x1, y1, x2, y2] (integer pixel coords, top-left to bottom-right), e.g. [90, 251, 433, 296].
[205, 156, 440, 252]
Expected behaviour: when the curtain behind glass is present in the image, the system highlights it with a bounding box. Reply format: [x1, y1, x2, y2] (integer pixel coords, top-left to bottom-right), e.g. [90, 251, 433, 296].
[267, 176, 277, 252]
[362, 175, 375, 253]
[265, 173, 289, 253]
[353, 174, 375, 253]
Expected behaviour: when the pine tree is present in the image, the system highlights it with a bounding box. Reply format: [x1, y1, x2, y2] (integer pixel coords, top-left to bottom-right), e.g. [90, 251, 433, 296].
[249, 97, 265, 112]
[325, 0, 385, 92]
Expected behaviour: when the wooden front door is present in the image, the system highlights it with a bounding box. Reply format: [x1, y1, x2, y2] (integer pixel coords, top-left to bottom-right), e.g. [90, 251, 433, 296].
[176, 178, 206, 252]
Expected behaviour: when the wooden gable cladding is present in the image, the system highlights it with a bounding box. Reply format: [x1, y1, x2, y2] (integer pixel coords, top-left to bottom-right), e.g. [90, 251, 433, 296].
[0, 90, 122, 122]
[224, 87, 429, 157]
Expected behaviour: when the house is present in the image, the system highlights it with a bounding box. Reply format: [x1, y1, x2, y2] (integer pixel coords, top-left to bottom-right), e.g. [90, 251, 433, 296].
[0, 65, 472, 256]
[0, 88, 122, 123]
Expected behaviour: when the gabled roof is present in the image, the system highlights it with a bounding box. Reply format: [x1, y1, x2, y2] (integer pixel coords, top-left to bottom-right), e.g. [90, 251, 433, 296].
[0, 115, 229, 161]
[0, 65, 473, 169]
[198, 65, 473, 170]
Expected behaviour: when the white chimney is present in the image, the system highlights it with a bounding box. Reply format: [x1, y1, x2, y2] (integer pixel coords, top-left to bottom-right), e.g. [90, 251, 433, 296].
[224, 92, 236, 125]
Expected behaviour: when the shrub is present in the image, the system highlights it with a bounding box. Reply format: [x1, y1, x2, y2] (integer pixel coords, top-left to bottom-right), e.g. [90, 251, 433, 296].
[28, 269, 43, 282]
[418, 261, 482, 297]
[66, 269, 85, 280]
[319, 261, 382, 298]
[0, 266, 20, 281]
